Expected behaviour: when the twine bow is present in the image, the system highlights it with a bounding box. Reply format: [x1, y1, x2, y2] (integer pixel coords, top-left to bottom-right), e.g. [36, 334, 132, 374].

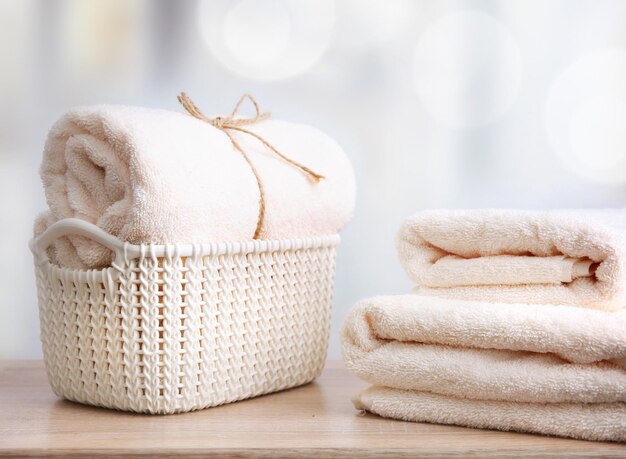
[177, 92, 324, 239]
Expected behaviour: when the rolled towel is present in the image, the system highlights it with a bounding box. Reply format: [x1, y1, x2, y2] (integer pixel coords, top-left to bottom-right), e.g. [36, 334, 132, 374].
[397, 209, 626, 311]
[341, 295, 626, 441]
[354, 387, 626, 443]
[37, 100, 355, 269]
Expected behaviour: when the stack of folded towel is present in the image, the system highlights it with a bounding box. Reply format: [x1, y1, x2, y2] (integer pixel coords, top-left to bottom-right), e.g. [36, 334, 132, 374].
[342, 209, 626, 442]
[35, 103, 356, 269]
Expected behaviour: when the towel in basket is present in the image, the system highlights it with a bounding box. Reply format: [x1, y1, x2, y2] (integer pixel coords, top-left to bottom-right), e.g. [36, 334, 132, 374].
[32, 95, 353, 413]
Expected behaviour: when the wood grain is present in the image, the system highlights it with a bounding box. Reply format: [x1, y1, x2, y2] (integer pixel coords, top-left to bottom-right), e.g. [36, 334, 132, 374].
[0, 360, 624, 458]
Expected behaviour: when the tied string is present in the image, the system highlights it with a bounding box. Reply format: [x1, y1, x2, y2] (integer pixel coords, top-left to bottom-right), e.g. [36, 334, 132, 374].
[177, 92, 324, 239]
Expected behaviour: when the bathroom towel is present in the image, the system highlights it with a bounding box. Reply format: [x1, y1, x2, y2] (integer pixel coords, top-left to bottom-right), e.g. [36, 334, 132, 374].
[397, 209, 626, 311]
[341, 295, 626, 441]
[37, 104, 355, 269]
[342, 295, 626, 403]
[354, 387, 626, 442]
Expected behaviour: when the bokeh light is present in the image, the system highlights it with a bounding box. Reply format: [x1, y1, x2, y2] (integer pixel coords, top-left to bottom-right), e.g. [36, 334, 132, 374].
[197, 0, 335, 81]
[412, 11, 522, 128]
[545, 49, 626, 183]
[223, 0, 290, 67]
[61, 0, 147, 93]
[337, 0, 416, 49]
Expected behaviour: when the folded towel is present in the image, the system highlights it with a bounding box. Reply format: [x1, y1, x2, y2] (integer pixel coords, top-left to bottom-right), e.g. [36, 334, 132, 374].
[354, 387, 626, 443]
[37, 104, 355, 269]
[341, 295, 626, 441]
[397, 209, 626, 311]
[342, 295, 626, 402]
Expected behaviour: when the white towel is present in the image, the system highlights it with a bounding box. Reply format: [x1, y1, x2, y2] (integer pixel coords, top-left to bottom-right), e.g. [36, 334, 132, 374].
[354, 387, 626, 443]
[37, 105, 355, 269]
[341, 295, 626, 441]
[397, 209, 626, 311]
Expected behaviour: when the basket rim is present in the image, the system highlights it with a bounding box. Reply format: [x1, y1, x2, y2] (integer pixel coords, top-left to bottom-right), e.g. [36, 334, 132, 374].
[31, 218, 340, 278]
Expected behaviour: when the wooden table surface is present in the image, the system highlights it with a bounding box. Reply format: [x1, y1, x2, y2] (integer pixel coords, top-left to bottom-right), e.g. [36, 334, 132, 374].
[1, 360, 624, 458]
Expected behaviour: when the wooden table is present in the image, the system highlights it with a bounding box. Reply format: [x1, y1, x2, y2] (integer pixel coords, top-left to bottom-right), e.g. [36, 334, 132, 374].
[1, 360, 624, 458]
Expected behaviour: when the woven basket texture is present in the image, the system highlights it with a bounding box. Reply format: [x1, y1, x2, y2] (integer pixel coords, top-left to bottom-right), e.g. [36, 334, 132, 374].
[34, 237, 338, 414]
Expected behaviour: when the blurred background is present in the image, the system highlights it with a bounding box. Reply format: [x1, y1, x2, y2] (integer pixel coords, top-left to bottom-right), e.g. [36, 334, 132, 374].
[1, 0, 625, 359]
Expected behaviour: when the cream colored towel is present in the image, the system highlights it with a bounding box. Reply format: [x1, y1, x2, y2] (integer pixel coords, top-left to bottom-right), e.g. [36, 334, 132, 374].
[37, 105, 355, 269]
[355, 387, 626, 443]
[341, 295, 626, 441]
[397, 209, 626, 311]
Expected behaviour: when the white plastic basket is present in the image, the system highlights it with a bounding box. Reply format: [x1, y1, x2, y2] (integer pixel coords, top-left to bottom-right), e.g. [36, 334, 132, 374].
[30, 218, 339, 414]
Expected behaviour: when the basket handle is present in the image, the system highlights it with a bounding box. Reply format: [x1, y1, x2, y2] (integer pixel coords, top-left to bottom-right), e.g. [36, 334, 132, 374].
[30, 218, 127, 264]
